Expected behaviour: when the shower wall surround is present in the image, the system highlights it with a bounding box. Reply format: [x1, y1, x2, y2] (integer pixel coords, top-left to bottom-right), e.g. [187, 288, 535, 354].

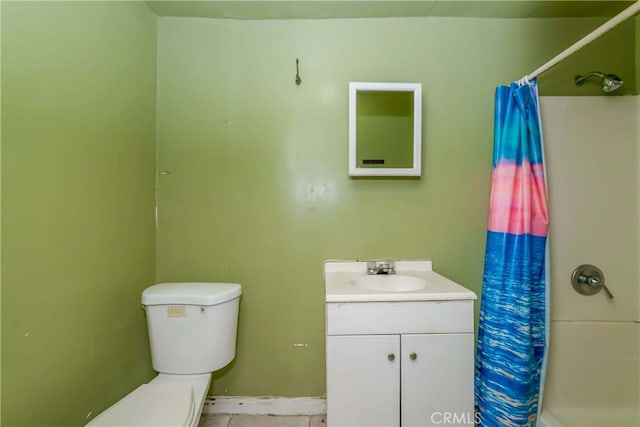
[541, 96, 639, 322]
[540, 96, 640, 426]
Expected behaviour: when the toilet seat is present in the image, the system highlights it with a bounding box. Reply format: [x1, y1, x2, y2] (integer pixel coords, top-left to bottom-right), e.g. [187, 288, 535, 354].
[87, 382, 195, 426]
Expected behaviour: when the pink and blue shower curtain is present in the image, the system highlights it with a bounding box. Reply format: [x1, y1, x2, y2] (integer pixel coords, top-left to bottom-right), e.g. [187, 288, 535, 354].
[475, 80, 549, 426]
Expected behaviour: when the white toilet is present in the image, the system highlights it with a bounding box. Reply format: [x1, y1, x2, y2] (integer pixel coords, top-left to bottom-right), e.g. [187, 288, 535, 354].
[87, 282, 242, 427]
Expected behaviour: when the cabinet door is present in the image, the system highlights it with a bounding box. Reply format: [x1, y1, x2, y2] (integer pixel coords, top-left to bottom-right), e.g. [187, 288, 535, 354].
[327, 335, 400, 426]
[401, 334, 474, 427]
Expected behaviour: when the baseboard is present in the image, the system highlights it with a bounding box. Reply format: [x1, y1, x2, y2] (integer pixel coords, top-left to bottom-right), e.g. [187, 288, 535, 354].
[202, 396, 326, 415]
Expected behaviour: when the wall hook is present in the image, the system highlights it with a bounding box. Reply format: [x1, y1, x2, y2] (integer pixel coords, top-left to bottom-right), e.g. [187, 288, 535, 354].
[295, 58, 302, 86]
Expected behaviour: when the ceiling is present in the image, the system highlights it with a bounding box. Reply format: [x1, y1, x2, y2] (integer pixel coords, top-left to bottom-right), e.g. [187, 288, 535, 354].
[145, 1, 636, 20]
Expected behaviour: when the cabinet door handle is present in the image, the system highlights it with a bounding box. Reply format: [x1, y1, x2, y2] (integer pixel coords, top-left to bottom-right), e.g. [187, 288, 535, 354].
[387, 353, 395, 361]
[409, 352, 417, 361]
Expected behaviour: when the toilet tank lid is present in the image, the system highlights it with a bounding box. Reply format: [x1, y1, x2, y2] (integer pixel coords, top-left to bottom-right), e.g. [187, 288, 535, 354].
[142, 282, 242, 306]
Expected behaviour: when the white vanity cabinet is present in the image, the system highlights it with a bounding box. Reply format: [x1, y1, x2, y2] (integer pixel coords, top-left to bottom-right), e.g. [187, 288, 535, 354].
[326, 334, 400, 426]
[325, 301, 475, 427]
[400, 333, 474, 426]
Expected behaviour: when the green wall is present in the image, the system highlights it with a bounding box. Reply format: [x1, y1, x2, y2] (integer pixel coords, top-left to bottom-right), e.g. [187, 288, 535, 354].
[0, 3, 3, 423]
[1, 2, 157, 425]
[156, 16, 635, 397]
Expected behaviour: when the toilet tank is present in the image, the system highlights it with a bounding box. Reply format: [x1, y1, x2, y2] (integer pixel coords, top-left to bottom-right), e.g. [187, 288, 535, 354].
[142, 282, 242, 375]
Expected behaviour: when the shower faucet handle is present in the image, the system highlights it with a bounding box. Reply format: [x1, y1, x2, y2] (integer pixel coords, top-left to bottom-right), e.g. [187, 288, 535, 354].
[600, 282, 614, 299]
[571, 264, 614, 299]
[581, 275, 614, 299]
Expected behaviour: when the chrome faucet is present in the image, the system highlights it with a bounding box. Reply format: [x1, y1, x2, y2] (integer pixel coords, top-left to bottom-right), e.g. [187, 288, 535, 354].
[366, 261, 396, 275]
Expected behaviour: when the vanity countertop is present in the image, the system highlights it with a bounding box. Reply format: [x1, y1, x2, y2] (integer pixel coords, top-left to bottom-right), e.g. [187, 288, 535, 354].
[325, 260, 477, 303]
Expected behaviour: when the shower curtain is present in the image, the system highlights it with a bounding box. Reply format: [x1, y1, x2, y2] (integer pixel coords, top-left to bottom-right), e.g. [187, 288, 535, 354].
[475, 80, 549, 427]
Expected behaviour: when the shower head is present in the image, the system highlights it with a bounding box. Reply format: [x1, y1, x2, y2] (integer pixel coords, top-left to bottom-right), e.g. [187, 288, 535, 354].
[574, 72, 623, 93]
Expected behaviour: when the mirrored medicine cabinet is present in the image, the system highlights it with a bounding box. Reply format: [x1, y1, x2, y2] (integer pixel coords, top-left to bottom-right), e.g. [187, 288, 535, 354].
[348, 82, 422, 177]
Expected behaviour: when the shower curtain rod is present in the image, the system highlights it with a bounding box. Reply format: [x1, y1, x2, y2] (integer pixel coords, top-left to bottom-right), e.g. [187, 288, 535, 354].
[521, 0, 640, 82]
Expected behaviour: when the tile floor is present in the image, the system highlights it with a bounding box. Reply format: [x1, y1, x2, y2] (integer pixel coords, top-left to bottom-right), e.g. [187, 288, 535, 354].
[199, 414, 326, 427]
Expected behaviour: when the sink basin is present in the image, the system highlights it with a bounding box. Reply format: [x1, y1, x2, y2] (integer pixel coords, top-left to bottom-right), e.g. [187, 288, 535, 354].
[351, 275, 427, 292]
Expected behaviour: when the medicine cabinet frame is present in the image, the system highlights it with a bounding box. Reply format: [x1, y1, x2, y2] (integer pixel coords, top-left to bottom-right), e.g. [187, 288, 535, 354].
[348, 82, 422, 177]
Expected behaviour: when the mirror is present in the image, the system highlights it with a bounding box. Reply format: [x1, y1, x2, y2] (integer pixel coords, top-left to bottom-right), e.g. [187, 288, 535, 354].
[349, 82, 422, 177]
